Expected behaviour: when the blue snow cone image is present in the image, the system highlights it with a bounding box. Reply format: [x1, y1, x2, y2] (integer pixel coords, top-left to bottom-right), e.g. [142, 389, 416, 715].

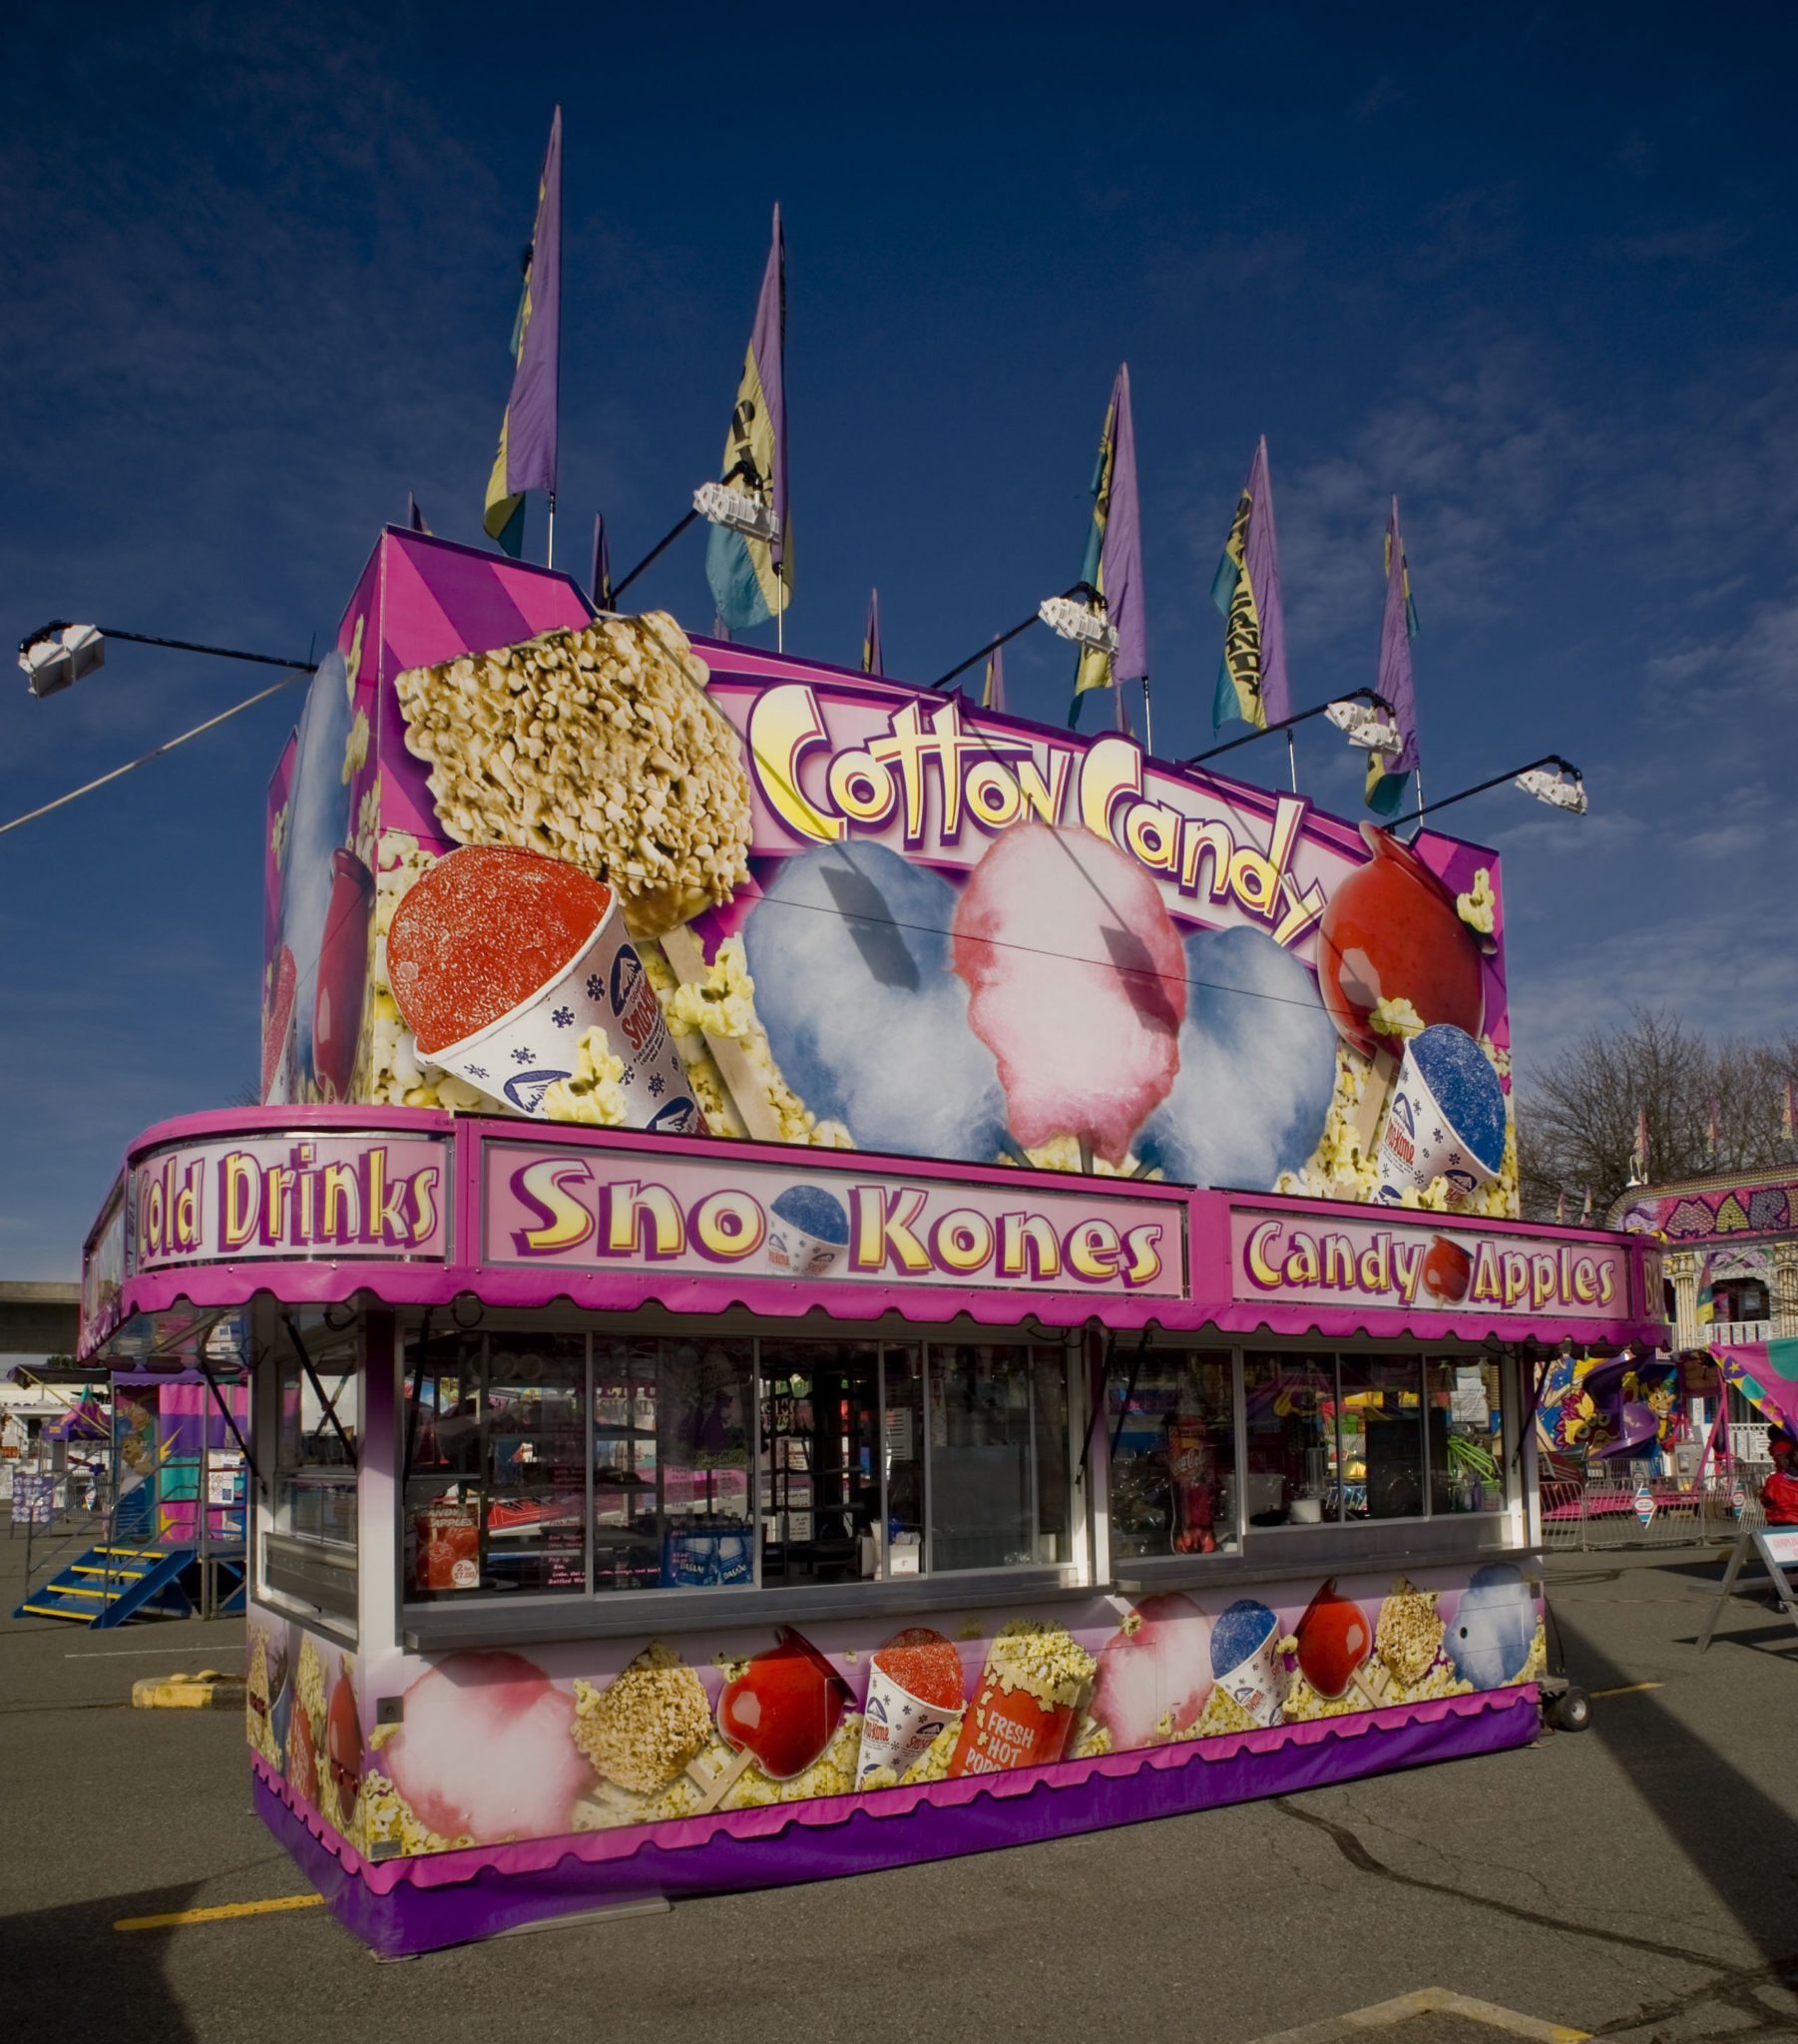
[1210, 1598, 1278, 1676]
[1446, 1563, 1535, 1688]
[766, 1184, 851, 1278]
[1410, 1025, 1507, 1174]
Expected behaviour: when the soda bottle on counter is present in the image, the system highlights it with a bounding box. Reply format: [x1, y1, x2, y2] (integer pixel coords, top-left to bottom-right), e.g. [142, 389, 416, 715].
[1167, 1412, 1216, 1555]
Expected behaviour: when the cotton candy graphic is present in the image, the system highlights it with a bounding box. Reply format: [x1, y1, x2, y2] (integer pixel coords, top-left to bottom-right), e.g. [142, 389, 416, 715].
[1089, 1593, 1213, 1750]
[743, 842, 1007, 1162]
[950, 824, 1185, 1165]
[273, 649, 353, 1092]
[1135, 925, 1335, 1187]
[383, 1652, 592, 1844]
[1445, 1564, 1535, 1688]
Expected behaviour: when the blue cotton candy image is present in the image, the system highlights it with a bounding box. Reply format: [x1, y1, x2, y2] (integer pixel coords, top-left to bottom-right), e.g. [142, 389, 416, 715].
[1135, 925, 1336, 1187]
[1447, 1564, 1535, 1687]
[743, 842, 1006, 1162]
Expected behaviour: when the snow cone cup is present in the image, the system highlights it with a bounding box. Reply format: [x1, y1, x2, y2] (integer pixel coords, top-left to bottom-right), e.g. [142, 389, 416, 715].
[855, 1663, 963, 1788]
[1210, 1599, 1287, 1727]
[389, 846, 704, 1129]
[1375, 1023, 1507, 1211]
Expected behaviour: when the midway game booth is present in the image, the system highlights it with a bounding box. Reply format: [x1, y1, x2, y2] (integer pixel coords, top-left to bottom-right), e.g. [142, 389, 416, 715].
[74, 531, 1663, 1954]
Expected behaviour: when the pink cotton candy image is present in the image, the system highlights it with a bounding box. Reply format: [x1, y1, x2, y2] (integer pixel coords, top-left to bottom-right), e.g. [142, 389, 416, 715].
[1090, 1593, 1214, 1750]
[383, 1652, 592, 1844]
[951, 824, 1185, 1164]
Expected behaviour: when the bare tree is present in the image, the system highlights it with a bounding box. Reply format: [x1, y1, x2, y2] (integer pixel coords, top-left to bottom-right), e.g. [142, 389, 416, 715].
[1516, 1008, 1798, 1221]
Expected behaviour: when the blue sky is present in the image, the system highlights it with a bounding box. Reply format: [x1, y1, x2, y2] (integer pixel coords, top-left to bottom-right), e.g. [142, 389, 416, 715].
[3, 3, 1795, 1279]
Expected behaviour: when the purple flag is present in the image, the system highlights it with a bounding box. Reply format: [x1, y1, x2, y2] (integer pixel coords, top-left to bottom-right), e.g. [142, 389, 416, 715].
[1366, 496, 1420, 814]
[483, 109, 563, 549]
[1103, 364, 1146, 683]
[591, 513, 613, 610]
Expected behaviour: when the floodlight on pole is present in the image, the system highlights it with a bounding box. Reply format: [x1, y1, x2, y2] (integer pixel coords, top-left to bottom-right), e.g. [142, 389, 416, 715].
[18, 619, 314, 701]
[18, 623, 105, 698]
[1380, 755, 1587, 831]
[692, 480, 780, 545]
[1182, 689, 1395, 768]
[1037, 593, 1119, 658]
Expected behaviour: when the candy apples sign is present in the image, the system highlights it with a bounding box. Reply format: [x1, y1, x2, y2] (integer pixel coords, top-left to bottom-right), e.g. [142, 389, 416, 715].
[1230, 1205, 1630, 1319]
[482, 1140, 1186, 1296]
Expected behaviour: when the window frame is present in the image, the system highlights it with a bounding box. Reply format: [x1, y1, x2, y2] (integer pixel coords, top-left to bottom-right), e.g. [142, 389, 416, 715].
[395, 1318, 1089, 1641]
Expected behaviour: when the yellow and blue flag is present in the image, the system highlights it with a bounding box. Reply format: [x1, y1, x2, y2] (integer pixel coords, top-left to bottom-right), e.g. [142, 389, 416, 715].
[1069, 364, 1146, 727]
[980, 642, 1005, 714]
[483, 110, 563, 560]
[705, 207, 788, 631]
[1210, 437, 1290, 732]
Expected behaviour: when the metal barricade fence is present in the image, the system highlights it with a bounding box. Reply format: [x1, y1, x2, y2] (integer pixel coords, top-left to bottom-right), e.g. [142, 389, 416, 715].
[1537, 1466, 1768, 1553]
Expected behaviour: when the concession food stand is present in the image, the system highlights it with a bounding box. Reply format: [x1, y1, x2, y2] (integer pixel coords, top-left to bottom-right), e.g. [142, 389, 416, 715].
[73, 528, 1663, 1954]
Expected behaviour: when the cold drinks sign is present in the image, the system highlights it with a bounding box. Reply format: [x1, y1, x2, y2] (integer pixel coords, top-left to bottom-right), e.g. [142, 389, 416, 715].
[133, 1134, 450, 1268]
[1229, 1203, 1632, 1320]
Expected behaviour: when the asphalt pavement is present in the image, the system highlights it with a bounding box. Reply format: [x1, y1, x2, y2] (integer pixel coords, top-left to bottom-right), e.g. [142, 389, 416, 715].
[3, 1530, 1796, 2043]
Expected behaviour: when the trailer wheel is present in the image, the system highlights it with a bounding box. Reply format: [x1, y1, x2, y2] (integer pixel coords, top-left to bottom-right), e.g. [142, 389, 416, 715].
[1549, 1685, 1591, 1733]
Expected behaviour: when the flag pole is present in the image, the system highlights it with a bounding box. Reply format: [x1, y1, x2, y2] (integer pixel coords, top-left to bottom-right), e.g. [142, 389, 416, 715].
[1141, 675, 1154, 755]
[547, 493, 556, 571]
[1286, 729, 1298, 793]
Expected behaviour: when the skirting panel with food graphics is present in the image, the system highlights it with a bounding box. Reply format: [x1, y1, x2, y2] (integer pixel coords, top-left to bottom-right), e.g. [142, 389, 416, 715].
[247, 1566, 1544, 1872]
[261, 529, 1517, 1219]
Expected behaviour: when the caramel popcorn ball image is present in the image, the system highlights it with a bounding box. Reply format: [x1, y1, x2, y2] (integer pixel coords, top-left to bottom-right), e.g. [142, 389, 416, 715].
[572, 1643, 713, 1795]
[394, 613, 751, 939]
[1375, 1577, 1447, 1688]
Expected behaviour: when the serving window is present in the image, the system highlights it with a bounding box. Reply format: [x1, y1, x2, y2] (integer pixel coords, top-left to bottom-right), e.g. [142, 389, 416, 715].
[1106, 1348, 1240, 1561]
[401, 1325, 1076, 1606]
[1242, 1350, 1510, 1528]
[260, 1310, 360, 1624]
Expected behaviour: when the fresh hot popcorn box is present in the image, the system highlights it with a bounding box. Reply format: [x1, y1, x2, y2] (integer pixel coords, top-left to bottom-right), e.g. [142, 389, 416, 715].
[855, 1661, 964, 1788]
[948, 1679, 1074, 1775]
[1374, 1023, 1507, 1211]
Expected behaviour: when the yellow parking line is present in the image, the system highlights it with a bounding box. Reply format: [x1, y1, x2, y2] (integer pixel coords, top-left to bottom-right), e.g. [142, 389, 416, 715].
[1589, 1681, 1662, 1698]
[115, 1894, 323, 1931]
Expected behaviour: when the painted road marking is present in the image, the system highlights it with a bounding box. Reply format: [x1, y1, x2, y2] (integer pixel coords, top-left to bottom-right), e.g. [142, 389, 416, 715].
[1247, 1986, 1590, 2043]
[1589, 1681, 1663, 1698]
[68, 1646, 245, 1658]
[116, 1894, 323, 1931]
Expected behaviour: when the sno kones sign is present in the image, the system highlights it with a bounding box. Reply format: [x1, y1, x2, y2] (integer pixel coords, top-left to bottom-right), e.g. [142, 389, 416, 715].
[482, 1140, 1187, 1296]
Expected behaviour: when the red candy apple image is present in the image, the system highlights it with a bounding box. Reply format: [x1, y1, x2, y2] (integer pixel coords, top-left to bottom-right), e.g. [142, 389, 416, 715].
[326, 1670, 364, 1816]
[1316, 825, 1485, 1057]
[717, 1627, 852, 1781]
[312, 849, 376, 1101]
[1422, 1234, 1473, 1303]
[1294, 1579, 1373, 1701]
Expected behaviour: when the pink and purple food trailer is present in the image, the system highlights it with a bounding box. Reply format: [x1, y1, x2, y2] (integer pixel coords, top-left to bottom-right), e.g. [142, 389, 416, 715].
[73, 528, 1663, 1953]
